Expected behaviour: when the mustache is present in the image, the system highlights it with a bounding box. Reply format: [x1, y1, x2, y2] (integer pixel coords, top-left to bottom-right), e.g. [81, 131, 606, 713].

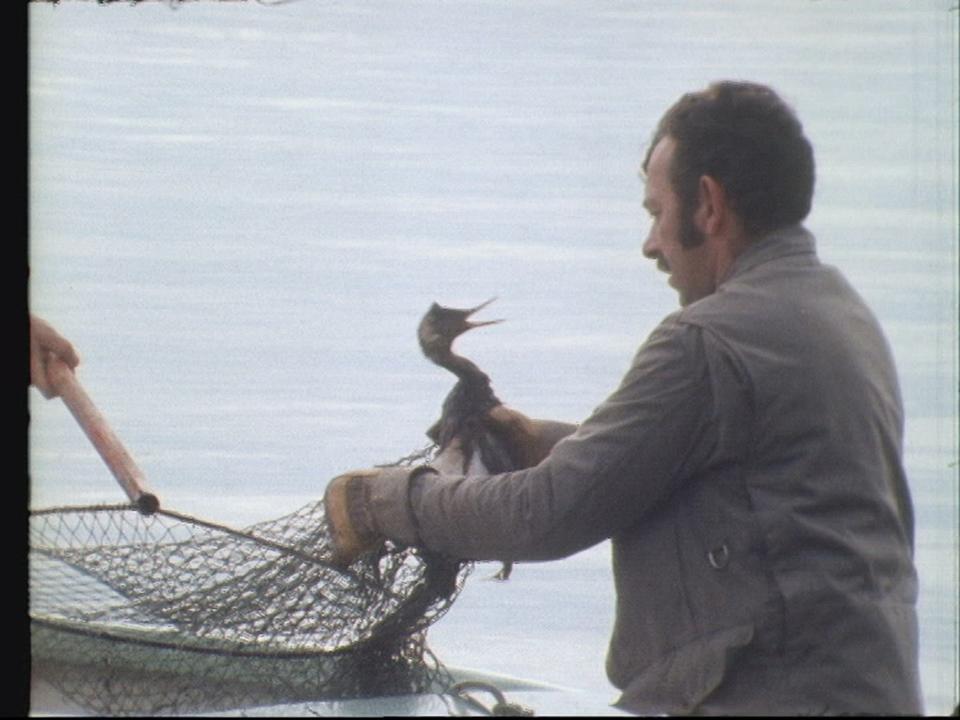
[656, 257, 670, 273]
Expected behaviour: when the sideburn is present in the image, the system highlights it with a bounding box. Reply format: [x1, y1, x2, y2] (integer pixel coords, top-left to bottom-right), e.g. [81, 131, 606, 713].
[679, 198, 707, 249]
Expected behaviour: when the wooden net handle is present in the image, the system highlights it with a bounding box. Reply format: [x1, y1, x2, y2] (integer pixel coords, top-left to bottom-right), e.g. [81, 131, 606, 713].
[46, 357, 160, 515]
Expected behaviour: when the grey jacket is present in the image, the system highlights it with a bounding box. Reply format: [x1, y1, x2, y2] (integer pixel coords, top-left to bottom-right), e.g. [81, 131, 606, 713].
[372, 225, 922, 715]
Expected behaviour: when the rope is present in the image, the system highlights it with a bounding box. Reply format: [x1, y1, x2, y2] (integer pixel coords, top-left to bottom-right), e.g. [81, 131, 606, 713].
[448, 681, 535, 717]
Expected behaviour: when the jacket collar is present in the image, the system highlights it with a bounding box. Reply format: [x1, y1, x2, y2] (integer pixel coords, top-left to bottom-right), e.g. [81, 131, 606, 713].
[720, 224, 817, 286]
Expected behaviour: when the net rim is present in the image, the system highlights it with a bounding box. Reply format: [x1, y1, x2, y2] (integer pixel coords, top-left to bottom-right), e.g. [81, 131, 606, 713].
[31, 616, 411, 660]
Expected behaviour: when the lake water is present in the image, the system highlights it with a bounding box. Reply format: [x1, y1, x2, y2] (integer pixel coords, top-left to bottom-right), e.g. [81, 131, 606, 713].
[28, 0, 958, 714]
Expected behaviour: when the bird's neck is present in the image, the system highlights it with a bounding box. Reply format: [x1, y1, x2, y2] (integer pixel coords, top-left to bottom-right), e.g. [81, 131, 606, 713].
[444, 353, 489, 385]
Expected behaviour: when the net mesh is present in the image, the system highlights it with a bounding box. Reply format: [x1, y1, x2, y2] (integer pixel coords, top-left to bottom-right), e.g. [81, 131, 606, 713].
[29, 446, 473, 716]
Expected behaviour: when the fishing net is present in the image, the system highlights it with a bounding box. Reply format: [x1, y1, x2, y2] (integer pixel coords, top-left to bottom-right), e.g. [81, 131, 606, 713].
[29, 445, 473, 716]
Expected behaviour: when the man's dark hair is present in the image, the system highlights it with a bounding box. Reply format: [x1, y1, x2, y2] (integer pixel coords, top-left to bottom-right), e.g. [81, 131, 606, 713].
[643, 81, 816, 244]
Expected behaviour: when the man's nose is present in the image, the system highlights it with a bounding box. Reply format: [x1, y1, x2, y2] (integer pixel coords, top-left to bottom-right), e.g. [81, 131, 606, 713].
[642, 231, 659, 260]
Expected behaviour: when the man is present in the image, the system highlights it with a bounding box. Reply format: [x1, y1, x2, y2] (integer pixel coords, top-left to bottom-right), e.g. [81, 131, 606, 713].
[325, 81, 923, 715]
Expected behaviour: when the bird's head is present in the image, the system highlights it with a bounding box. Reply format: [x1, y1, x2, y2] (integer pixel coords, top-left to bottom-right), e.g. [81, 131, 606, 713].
[417, 298, 503, 364]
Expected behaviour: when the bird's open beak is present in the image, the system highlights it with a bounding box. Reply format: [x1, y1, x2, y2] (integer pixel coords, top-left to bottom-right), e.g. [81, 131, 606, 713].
[462, 297, 504, 331]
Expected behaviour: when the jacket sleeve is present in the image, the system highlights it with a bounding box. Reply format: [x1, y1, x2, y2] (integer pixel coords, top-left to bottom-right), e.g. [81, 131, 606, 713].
[369, 315, 722, 561]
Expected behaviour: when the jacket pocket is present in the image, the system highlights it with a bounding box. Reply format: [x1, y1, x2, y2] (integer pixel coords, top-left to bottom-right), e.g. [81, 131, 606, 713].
[614, 622, 754, 716]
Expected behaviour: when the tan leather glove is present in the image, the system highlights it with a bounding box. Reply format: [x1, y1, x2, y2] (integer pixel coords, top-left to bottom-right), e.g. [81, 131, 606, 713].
[482, 405, 577, 469]
[323, 466, 433, 567]
[323, 469, 384, 567]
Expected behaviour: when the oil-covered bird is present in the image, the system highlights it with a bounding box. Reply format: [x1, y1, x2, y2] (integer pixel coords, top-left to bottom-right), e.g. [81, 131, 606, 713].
[417, 298, 521, 580]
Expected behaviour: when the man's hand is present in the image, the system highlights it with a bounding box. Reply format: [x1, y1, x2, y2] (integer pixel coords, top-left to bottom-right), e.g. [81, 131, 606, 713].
[323, 468, 386, 567]
[30, 315, 80, 399]
[322, 404, 574, 569]
[324, 465, 436, 567]
[482, 405, 577, 468]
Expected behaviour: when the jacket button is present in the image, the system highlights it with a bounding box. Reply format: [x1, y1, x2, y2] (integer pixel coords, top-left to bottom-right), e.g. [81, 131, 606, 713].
[707, 543, 730, 570]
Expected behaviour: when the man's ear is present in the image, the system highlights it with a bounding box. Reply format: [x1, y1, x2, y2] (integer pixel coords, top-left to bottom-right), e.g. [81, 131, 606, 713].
[695, 174, 729, 236]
